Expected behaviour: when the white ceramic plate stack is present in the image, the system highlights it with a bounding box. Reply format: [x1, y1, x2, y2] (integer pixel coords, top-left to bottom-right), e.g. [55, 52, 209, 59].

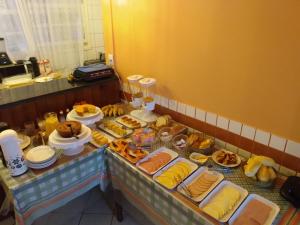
[66, 107, 103, 126]
[48, 124, 92, 156]
[25, 145, 57, 169]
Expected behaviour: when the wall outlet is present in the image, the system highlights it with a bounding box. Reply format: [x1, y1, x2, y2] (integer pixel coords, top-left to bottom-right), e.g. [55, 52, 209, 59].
[108, 54, 114, 66]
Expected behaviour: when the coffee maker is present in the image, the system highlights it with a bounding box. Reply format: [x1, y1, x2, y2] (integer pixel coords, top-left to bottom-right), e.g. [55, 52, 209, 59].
[0, 38, 12, 65]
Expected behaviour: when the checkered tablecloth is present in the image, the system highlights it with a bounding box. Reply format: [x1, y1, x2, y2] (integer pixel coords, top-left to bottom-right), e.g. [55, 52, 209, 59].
[0, 145, 110, 225]
[107, 148, 298, 225]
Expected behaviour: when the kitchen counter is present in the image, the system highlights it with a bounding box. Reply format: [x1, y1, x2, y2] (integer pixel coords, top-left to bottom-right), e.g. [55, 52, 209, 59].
[0, 76, 119, 107]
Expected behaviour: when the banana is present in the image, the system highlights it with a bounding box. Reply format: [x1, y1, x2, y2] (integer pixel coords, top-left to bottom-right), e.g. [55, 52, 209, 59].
[108, 108, 114, 117]
[113, 105, 118, 117]
[118, 107, 124, 116]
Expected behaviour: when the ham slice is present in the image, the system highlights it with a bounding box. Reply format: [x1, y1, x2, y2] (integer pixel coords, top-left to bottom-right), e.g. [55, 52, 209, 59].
[233, 199, 271, 225]
[139, 152, 171, 173]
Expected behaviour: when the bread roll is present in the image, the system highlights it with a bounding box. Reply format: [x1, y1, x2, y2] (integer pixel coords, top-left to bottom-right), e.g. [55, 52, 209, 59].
[268, 167, 277, 180]
[257, 165, 270, 182]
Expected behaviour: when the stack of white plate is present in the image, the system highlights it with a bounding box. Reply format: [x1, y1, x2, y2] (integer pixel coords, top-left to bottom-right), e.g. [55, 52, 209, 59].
[66, 107, 103, 126]
[48, 124, 92, 156]
[25, 145, 57, 169]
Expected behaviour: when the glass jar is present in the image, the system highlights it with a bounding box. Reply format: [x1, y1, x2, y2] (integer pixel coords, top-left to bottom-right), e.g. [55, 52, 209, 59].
[44, 112, 59, 137]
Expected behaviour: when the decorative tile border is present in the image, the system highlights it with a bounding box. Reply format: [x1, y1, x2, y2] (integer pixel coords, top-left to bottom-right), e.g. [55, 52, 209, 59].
[121, 83, 300, 174]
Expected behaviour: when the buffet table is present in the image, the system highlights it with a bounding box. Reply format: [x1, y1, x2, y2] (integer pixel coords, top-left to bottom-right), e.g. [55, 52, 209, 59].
[0, 144, 109, 225]
[106, 144, 299, 225]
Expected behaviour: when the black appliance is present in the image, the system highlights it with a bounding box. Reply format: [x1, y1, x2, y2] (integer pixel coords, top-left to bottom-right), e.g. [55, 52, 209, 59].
[280, 176, 300, 208]
[72, 63, 114, 81]
[0, 38, 12, 65]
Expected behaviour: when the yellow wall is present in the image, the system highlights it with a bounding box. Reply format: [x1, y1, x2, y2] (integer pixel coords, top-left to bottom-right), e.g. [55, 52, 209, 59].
[101, 0, 300, 142]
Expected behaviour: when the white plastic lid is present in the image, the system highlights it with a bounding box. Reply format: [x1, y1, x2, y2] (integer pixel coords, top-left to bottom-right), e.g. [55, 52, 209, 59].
[0, 129, 18, 143]
[127, 75, 143, 83]
[139, 78, 156, 88]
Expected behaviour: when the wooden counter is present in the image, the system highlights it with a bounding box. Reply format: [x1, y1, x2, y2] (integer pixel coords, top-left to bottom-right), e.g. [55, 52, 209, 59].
[0, 76, 120, 127]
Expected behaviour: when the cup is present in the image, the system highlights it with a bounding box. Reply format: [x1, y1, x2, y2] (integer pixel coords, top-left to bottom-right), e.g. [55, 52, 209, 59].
[44, 112, 59, 137]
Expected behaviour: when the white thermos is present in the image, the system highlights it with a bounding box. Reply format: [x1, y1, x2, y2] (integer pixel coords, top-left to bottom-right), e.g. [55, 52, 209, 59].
[0, 129, 27, 176]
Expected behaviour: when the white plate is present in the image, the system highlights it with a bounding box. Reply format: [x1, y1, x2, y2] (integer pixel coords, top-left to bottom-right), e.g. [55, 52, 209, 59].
[25, 145, 56, 164]
[136, 147, 178, 175]
[177, 167, 224, 202]
[52, 125, 88, 142]
[27, 156, 57, 169]
[153, 157, 198, 190]
[98, 121, 133, 138]
[228, 194, 280, 225]
[71, 106, 101, 119]
[115, 115, 147, 129]
[212, 149, 241, 168]
[18, 134, 31, 149]
[90, 129, 114, 148]
[199, 180, 248, 223]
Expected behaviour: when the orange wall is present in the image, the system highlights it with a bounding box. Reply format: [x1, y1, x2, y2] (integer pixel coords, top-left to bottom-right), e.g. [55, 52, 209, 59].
[101, 0, 300, 142]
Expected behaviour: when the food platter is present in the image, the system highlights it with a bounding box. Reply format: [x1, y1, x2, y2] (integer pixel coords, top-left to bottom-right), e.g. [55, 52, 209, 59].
[153, 157, 198, 190]
[70, 106, 102, 120]
[228, 194, 280, 225]
[212, 149, 241, 168]
[177, 167, 224, 202]
[199, 180, 248, 223]
[116, 115, 147, 129]
[98, 120, 133, 138]
[136, 147, 178, 175]
[89, 129, 114, 148]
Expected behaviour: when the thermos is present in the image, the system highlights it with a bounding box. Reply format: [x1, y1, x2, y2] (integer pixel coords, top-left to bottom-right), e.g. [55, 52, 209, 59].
[29, 57, 40, 77]
[0, 130, 27, 176]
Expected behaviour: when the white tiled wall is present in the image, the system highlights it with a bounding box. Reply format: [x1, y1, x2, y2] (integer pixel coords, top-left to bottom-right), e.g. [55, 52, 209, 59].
[83, 0, 105, 61]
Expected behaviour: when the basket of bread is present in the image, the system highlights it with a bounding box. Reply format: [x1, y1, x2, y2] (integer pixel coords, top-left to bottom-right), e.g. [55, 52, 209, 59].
[150, 115, 187, 136]
[244, 155, 277, 188]
[187, 132, 214, 155]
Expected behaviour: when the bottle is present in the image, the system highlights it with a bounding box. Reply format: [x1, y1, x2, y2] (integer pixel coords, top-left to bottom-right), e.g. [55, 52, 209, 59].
[59, 110, 65, 122]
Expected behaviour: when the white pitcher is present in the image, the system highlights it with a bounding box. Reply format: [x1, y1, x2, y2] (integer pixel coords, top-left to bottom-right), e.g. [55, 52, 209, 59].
[0, 129, 27, 176]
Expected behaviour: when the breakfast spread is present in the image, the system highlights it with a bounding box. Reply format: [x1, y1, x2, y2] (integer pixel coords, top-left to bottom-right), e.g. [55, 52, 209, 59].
[56, 121, 81, 138]
[185, 172, 218, 198]
[155, 161, 191, 189]
[202, 186, 241, 220]
[74, 104, 97, 116]
[138, 152, 172, 174]
[131, 128, 156, 146]
[101, 121, 129, 137]
[116, 115, 146, 129]
[232, 199, 272, 225]
[92, 130, 109, 146]
[244, 155, 277, 183]
[109, 139, 148, 163]
[101, 104, 125, 117]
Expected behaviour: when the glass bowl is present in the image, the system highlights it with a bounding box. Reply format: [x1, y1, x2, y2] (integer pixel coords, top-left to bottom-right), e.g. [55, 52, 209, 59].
[158, 127, 173, 143]
[172, 134, 188, 153]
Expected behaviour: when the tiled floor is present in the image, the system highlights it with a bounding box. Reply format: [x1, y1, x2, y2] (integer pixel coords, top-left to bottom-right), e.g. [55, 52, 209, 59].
[1, 187, 155, 225]
[30, 187, 152, 225]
